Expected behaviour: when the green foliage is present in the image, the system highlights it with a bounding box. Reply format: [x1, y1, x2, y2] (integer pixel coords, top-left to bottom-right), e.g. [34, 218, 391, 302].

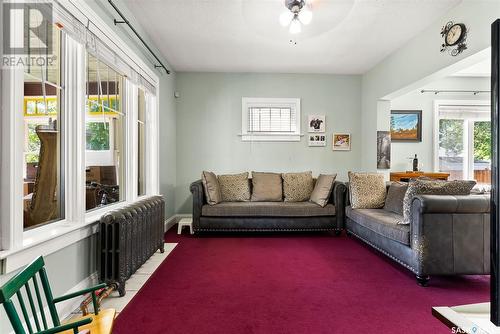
[86, 122, 110, 150]
[26, 123, 41, 163]
[439, 119, 463, 157]
[474, 121, 491, 161]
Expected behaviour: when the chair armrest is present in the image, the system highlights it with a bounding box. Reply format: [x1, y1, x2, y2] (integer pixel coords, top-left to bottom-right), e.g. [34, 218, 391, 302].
[190, 180, 204, 231]
[36, 318, 92, 334]
[333, 182, 347, 229]
[411, 194, 489, 214]
[410, 194, 490, 276]
[53, 283, 107, 304]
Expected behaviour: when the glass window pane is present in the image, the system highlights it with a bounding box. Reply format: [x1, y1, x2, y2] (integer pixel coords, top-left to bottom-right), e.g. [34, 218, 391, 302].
[85, 54, 124, 211]
[474, 121, 491, 185]
[23, 27, 63, 230]
[438, 119, 465, 180]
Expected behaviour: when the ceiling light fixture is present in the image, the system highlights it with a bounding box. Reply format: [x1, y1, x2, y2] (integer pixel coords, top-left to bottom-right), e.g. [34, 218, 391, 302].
[279, 0, 312, 34]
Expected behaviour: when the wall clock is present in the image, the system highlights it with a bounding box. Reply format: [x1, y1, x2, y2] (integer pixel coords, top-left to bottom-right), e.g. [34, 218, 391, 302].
[440, 21, 468, 56]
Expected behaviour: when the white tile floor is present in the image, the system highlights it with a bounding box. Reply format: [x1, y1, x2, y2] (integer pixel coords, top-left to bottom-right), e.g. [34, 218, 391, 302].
[67, 242, 177, 319]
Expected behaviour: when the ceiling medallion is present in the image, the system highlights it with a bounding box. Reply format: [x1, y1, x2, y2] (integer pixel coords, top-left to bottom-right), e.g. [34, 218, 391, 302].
[440, 21, 468, 56]
[279, 0, 312, 34]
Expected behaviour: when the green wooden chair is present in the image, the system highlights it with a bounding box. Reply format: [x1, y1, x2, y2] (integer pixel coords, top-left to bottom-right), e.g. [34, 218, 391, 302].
[0, 256, 113, 334]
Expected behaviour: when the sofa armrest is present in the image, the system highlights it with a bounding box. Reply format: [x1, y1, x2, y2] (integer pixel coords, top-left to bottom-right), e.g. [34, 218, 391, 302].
[190, 180, 205, 230]
[410, 194, 490, 276]
[333, 181, 347, 229]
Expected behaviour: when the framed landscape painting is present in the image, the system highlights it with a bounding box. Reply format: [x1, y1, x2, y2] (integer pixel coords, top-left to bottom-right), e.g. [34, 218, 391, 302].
[390, 110, 422, 142]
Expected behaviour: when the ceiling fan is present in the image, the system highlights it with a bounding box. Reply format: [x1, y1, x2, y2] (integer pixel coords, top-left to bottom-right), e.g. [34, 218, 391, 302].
[279, 0, 313, 34]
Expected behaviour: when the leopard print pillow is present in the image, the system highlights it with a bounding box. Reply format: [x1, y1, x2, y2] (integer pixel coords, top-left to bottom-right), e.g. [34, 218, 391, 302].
[348, 172, 386, 209]
[218, 172, 251, 202]
[282, 172, 314, 202]
[400, 179, 476, 224]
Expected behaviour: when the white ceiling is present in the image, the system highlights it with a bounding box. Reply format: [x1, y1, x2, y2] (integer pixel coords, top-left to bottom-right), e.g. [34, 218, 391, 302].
[123, 0, 461, 74]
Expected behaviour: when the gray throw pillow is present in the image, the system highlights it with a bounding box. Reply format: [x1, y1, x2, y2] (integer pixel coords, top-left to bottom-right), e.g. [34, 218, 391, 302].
[251, 172, 283, 202]
[310, 174, 337, 207]
[282, 171, 314, 202]
[400, 179, 476, 224]
[383, 182, 408, 215]
[348, 172, 386, 209]
[218, 172, 250, 202]
[201, 171, 222, 205]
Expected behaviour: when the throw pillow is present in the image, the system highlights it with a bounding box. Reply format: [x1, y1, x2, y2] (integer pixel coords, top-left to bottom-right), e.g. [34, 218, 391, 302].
[383, 182, 408, 215]
[348, 172, 386, 209]
[201, 171, 222, 205]
[400, 179, 476, 224]
[251, 172, 283, 201]
[218, 172, 250, 202]
[283, 171, 314, 202]
[310, 174, 337, 207]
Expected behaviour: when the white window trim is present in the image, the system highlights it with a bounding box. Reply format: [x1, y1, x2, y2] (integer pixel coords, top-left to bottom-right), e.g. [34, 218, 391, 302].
[433, 99, 490, 176]
[240, 97, 302, 142]
[0, 1, 161, 274]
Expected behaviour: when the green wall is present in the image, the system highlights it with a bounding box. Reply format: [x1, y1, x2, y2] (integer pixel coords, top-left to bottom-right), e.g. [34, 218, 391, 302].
[175, 72, 362, 213]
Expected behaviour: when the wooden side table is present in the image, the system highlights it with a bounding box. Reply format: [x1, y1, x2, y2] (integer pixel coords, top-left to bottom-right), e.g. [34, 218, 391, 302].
[390, 171, 450, 182]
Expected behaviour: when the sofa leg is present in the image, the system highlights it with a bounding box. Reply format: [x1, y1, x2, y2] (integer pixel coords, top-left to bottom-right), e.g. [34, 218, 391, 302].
[334, 230, 342, 236]
[416, 275, 430, 287]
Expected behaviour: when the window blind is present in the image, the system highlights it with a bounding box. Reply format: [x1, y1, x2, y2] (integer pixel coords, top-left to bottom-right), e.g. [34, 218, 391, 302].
[438, 104, 490, 120]
[52, 0, 157, 95]
[247, 107, 296, 133]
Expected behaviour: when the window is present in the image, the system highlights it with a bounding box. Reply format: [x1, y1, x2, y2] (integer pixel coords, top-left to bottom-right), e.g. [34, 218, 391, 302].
[85, 54, 125, 211]
[435, 102, 491, 186]
[241, 98, 301, 141]
[138, 88, 146, 196]
[22, 22, 64, 230]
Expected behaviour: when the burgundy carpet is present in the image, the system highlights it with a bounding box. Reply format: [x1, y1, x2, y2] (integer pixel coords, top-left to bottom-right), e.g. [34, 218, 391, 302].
[113, 229, 489, 334]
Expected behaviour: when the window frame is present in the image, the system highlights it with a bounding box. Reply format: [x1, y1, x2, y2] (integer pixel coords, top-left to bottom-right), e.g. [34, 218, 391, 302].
[241, 97, 302, 142]
[0, 2, 161, 273]
[433, 99, 491, 179]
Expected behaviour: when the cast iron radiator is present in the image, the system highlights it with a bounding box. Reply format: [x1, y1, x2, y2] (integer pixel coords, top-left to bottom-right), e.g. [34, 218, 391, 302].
[98, 196, 165, 296]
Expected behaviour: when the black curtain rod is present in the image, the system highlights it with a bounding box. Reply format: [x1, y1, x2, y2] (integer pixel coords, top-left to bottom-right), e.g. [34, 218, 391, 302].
[421, 89, 490, 95]
[108, 0, 170, 74]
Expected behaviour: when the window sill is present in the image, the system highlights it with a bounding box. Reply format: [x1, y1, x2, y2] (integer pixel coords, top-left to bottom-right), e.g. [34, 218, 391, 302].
[0, 201, 132, 274]
[239, 134, 303, 142]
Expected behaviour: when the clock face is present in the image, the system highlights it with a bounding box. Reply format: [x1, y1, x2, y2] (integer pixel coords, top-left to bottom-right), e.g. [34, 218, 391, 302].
[446, 24, 463, 46]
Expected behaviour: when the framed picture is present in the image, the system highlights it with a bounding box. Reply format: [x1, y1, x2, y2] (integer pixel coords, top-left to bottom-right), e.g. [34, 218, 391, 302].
[390, 110, 422, 142]
[332, 133, 351, 151]
[308, 115, 326, 133]
[377, 131, 391, 169]
[309, 134, 326, 147]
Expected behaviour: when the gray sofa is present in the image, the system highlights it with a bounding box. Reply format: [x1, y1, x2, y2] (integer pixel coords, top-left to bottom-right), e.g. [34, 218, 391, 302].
[190, 179, 347, 233]
[344, 188, 490, 286]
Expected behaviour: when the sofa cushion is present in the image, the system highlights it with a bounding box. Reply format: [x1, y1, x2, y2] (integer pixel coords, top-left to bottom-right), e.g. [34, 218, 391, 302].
[218, 172, 250, 202]
[346, 207, 409, 245]
[202, 202, 336, 217]
[348, 172, 386, 209]
[201, 171, 222, 205]
[251, 172, 283, 202]
[310, 174, 337, 207]
[283, 171, 314, 202]
[401, 179, 476, 224]
[383, 182, 407, 215]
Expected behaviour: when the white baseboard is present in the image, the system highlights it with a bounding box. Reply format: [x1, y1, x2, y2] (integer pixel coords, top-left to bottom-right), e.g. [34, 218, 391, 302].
[164, 214, 192, 231]
[56, 271, 100, 319]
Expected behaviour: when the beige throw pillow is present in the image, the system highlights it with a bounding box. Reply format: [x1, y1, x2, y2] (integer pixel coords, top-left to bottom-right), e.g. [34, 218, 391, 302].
[201, 171, 222, 205]
[218, 172, 250, 202]
[251, 172, 283, 202]
[348, 172, 386, 209]
[310, 174, 337, 207]
[283, 171, 314, 202]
